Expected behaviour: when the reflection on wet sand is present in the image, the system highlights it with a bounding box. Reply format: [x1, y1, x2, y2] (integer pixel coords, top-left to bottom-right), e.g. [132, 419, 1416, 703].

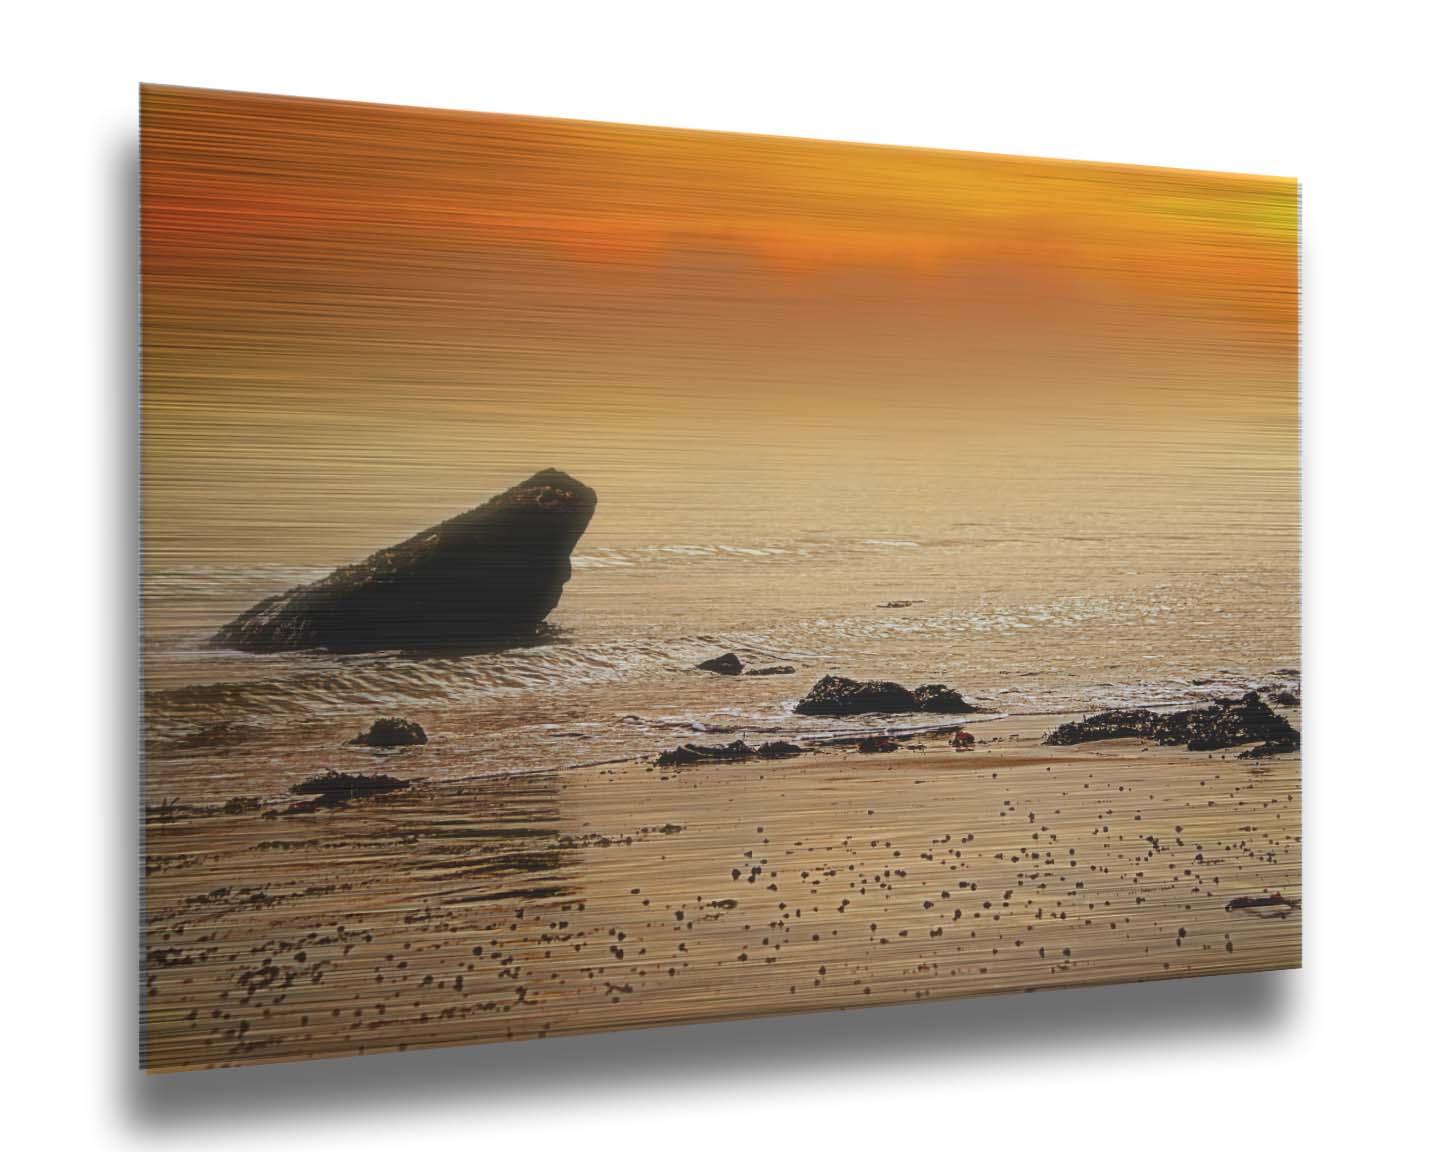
[143, 712, 1299, 1071]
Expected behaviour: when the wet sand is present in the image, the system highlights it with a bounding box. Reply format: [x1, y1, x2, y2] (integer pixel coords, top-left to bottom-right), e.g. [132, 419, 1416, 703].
[142, 712, 1300, 1072]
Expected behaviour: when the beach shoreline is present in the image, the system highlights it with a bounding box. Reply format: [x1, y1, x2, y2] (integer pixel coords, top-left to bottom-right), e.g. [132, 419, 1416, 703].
[142, 708, 1300, 1072]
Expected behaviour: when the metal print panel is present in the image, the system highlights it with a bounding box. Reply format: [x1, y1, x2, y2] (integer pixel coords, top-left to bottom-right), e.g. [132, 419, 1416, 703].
[139, 85, 1300, 1072]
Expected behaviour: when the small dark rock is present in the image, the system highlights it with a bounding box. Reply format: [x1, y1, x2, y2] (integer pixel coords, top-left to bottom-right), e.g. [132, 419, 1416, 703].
[291, 770, 410, 803]
[349, 717, 428, 748]
[1238, 735, 1300, 759]
[757, 740, 804, 759]
[697, 653, 744, 675]
[913, 684, 979, 714]
[744, 665, 796, 677]
[655, 740, 756, 767]
[857, 736, 900, 754]
[1225, 893, 1300, 912]
[1269, 689, 1300, 707]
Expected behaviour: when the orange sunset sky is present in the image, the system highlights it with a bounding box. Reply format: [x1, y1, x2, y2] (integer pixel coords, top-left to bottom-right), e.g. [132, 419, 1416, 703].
[140, 84, 1297, 564]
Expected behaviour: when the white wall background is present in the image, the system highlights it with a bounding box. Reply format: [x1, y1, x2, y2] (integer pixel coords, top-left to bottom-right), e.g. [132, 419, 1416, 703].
[4, 2, 1436, 1147]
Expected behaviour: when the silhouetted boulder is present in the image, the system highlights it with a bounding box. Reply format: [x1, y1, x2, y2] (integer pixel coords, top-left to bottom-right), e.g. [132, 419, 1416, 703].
[1044, 692, 1299, 753]
[697, 653, 744, 675]
[349, 717, 428, 748]
[213, 469, 597, 653]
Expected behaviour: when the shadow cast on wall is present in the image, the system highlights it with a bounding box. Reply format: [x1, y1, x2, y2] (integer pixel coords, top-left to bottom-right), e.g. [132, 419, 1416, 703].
[126, 969, 1292, 1128]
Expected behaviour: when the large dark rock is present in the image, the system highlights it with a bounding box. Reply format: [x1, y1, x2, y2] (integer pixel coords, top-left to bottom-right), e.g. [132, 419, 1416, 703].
[697, 653, 744, 675]
[213, 470, 597, 653]
[793, 675, 917, 716]
[793, 675, 976, 717]
[1043, 692, 1299, 753]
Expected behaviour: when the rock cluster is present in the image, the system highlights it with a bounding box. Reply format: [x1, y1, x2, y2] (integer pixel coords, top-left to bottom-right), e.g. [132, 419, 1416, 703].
[654, 739, 805, 767]
[1043, 692, 1299, 753]
[793, 675, 979, 717]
